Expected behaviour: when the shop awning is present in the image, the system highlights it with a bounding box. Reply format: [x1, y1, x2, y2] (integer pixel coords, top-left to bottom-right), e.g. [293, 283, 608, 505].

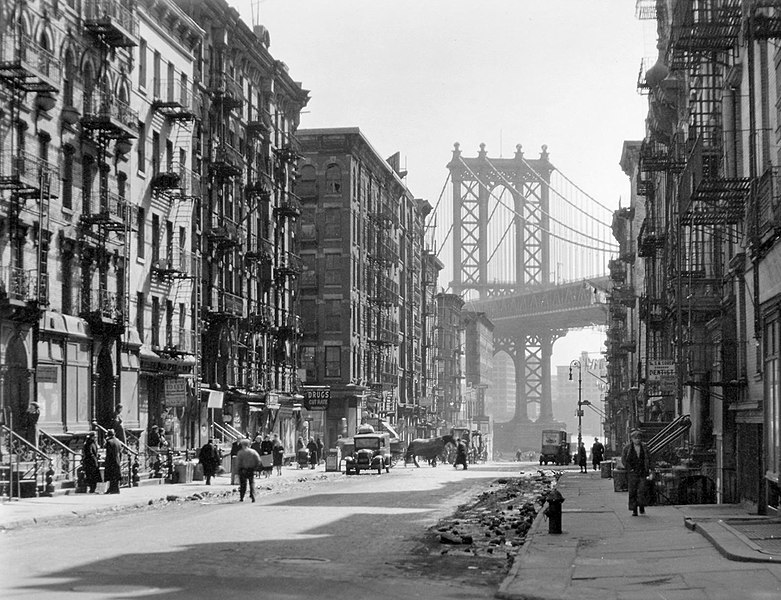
[380, 420, 400, 439]
[226, 388, 267, 403]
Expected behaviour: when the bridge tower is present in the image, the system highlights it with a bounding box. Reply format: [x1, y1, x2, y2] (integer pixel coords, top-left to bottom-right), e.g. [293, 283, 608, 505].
[447, 143, 564, 454]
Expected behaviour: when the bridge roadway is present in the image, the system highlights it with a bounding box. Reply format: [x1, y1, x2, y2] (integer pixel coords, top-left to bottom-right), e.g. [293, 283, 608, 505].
[466, 276, 610, 335]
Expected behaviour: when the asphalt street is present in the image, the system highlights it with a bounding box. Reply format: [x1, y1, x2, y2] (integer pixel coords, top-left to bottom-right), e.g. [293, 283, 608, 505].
[0, 462, 523, 600]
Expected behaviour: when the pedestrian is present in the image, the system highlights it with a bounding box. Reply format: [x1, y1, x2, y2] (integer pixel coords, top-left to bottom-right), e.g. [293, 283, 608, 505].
[621, 429, 652, 516]
[81, 432, 102, 493]
[272, 434, 284, 476]
[199, 438, 221, 485]
[454, 438, 468, 470]
[112, 404, 126, 444]
[577, 443, 588, 473]
[251, 434, 263, 456]
[21, 401, 40, 448]
[591, 437, 605, 471]
[316, 436, 324, 465]
[103, 428, 123, 494]
[235, 438, 261, 502]
[230, 437, 242, 485]
[307, 437, 318, 469]
[260, 434, 274, 478]
[147, 425, 162, 448]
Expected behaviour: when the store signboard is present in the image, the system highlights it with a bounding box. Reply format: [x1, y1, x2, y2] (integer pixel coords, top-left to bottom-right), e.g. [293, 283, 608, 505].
[302, 386, 331, 411]
[164, 378, 187, 407]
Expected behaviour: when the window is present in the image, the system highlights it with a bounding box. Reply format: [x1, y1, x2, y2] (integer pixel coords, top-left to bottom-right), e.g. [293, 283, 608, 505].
[136, 293, 145, 341]
[325, 346, 341, 378]
[137, 122, 146, 170]
[82, 157, 94, 215]
[325, 164, 342, 194]
[151, 297, 160, 347]
[153, 50, 161, 97]
[151, 214, 160, 263]
[62, 148, 73, 209]
[138, 39, 147, 89]
[301, 299, 316, 331]
[165, 300, 173, 347]
[137, 207, 145, 259]
[152, 131, 160, 176]
[300, 345, 316, 380]
[325, 254, 340, 285]
[64, 51, 75, 107]
[325, 300, 341, 331]
[62, 254, 72, 314]
[298, 165, 316, 198]
[324, 208, 340, 238]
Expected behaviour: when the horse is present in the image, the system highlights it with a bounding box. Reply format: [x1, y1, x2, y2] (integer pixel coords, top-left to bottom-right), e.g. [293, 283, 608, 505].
[404, 434, 456, 467]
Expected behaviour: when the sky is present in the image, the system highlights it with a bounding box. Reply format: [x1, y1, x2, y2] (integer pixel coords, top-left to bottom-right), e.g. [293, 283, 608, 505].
[236, 0, 653, 367]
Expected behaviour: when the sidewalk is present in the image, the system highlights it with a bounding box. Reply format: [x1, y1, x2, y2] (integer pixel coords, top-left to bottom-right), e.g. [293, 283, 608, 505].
[0, 465, 339, 531]
[497, 471, 781, 600]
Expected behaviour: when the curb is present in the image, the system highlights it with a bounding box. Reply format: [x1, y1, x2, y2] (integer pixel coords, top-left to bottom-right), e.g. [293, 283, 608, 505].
[689, 518, 781, 564]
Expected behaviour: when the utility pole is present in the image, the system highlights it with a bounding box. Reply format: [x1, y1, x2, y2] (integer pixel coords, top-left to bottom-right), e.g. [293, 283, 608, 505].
[570, 359, 583, 454]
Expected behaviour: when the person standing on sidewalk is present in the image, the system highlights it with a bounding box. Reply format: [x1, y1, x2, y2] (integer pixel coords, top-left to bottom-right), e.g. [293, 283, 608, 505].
[591, 437, 605, 472]
[81, 432, 102, 493]
[103, 429, 123, 494]
[199, 438, 221, 485]
[307, 437, 319, 469]
[577, 443, 588, 473]
[272, 434, 284, 476]
[622, 429, 651, 516]
[235, 439, 261, 502]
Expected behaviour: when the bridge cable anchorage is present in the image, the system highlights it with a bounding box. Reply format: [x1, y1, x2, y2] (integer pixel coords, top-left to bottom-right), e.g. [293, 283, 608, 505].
[482, 157, 616, 240]
[456, 157, 618, 252]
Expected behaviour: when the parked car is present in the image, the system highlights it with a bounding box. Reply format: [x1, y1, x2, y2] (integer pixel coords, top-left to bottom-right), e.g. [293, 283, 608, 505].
[343, 430, 392, 475]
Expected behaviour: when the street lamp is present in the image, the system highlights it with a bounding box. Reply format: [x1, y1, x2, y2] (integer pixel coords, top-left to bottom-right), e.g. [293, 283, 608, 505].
[569, 359, 583, 456]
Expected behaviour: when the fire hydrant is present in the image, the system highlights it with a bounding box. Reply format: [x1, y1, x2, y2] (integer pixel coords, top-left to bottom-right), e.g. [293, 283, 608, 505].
[544, 489, 565, 534]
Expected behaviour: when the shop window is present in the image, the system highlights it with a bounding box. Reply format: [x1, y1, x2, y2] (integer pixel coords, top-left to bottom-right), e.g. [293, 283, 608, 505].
[325, 164, 342, 194]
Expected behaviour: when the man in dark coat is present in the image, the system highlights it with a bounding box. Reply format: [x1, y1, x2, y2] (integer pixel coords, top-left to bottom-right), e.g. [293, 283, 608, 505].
[81, 432, 102, 493]
[306, 437, 319, 469]
[454, 439, 468, 470]
[199, 438, 221, 485]
[272, 434, 284, 476]
[622, 430, 651, 516]
[22, 402, 40, 448]
[103, 428, 123, 494]
[577, 443, 588, 473]
[591, 437, 605, 471]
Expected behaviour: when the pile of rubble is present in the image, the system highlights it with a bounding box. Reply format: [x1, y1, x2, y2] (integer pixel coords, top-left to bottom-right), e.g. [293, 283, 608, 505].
[432, 471, 556, 560]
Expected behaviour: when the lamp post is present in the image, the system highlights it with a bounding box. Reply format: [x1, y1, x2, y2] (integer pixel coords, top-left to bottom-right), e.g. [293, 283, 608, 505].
[569, 359, 583, 455]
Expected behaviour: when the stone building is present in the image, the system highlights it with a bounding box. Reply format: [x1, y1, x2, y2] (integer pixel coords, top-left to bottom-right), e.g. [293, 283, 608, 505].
[612, 1, 781, 511]
[294, 128, 430, 449]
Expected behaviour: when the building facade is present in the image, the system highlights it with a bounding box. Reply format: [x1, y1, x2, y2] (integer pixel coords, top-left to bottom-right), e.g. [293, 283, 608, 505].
[610, 0, 781, 511]
[294, 128, 428, 450]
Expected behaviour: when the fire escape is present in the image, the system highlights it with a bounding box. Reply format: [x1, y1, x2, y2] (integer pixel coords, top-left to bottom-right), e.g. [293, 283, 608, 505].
[0, 28, 59, 323]
[367, 199, 400, 410]
[668, 0, 747, 380]
[269, 132, 303, 394]
[149, 69, 199, 359]
[79, 0, 139, 338]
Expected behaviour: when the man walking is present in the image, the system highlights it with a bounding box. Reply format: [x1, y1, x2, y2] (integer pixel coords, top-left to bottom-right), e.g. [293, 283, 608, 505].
[235, 439, 261, 502]
[199, 438, 221, 485]
[103, 428, 123, 494]
[591, 437, 605, 472]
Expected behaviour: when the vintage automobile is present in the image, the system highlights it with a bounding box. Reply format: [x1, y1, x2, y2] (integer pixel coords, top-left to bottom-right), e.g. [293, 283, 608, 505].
[343, 426, 392, 475]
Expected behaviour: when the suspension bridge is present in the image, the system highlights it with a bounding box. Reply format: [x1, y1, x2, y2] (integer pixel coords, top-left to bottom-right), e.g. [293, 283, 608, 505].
[428, 142, 618, 454]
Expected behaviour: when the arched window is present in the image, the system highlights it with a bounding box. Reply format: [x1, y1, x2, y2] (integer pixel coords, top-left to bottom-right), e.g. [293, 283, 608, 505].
[82, 64, 94, 114]
[298, 164, 316, 198]
[325, 164, 342, 194]
[63, 50, 75, 107]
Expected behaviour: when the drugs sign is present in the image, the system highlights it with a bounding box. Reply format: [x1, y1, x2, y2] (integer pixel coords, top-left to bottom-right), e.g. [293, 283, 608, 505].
[302, 386, 331, 411]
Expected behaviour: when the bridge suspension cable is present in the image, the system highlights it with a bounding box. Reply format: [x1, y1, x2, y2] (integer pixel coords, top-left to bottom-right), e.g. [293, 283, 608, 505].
[457, 157, 617, 252]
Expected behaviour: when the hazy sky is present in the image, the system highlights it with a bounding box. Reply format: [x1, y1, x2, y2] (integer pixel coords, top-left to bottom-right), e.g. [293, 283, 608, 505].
[237, 0, 653, 364]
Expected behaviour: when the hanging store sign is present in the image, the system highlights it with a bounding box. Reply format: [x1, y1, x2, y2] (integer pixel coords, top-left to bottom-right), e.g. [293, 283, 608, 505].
[647, 359, 676, 381]
[302, 386, 331, 411]
[164, 378, 187, 407]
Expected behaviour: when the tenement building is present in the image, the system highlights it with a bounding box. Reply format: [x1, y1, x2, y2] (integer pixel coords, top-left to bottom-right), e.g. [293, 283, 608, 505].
[0, 0, 307, 486]
[294, 128, 431, 449]
[609, 0, 781, 513]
